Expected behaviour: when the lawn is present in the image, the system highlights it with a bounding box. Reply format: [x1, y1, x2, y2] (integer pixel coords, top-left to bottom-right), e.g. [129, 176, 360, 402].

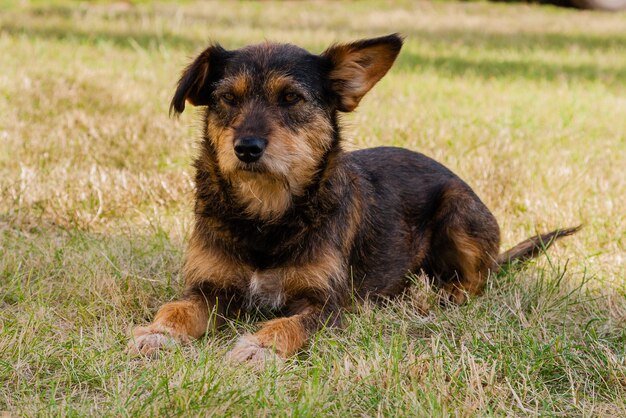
[1, 0, 625, 416]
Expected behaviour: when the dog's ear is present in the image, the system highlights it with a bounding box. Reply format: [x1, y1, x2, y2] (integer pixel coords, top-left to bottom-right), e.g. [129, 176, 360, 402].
[170, 44, 229, 116]
[322, 34, 403, 112]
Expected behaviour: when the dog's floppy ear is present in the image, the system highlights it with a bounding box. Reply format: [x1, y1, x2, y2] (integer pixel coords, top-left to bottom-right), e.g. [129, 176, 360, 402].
[170, 44, 229, 116]
[322, 34, 403, 112]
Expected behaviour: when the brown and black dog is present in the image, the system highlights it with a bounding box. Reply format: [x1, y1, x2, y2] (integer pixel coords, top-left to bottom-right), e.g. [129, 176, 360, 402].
[128, 34, 579, 362]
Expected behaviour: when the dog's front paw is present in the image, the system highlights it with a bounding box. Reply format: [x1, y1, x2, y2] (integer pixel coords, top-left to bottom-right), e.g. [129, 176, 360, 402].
[127, 325, 182, 357]
[226, 335, 283, 366]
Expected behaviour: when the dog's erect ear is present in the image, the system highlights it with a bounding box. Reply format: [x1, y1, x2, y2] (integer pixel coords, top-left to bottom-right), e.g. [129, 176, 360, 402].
[322, 34, 403, 112]
[170, 44, 229, 116]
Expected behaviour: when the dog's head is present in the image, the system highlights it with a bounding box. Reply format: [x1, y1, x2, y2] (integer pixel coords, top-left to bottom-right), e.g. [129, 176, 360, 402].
[171, 34, 402, 217]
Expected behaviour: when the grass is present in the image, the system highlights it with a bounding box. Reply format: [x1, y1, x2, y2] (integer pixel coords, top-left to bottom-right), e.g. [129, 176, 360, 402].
[1, 0, 625, 415]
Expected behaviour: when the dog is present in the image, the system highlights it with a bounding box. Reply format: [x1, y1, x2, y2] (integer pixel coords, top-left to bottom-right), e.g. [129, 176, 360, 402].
[128, 34, 579, 362]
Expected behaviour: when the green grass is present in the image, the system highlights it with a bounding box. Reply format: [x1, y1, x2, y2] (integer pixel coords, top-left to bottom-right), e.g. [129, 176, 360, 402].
[1, 1, 625, 416]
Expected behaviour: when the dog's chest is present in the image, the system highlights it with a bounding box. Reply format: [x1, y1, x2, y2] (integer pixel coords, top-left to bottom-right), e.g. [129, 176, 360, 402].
[246, 270, 286, 310]
[220, 215, 312, 270]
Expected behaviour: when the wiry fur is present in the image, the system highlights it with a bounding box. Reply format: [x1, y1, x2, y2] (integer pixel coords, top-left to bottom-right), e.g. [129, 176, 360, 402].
[129, 34, 579, 361]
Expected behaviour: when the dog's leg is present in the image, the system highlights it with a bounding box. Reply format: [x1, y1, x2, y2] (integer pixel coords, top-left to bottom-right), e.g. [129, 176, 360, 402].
[227, 301, 335, 365]
[128, 287, 234, 356]
[439, 228, 493, 304]
[128, 229, 247, 356]
[434, 225, 500, 305]
[429, 182, 501, 305]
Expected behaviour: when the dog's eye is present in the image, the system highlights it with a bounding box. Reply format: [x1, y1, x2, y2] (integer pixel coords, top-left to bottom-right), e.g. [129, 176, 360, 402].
[281, 92, 301, 105]
[221, 93, 236, 105]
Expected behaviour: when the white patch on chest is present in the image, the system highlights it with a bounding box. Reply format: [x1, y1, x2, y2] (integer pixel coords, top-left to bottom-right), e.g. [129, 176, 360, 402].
[248, 271, 285, 310]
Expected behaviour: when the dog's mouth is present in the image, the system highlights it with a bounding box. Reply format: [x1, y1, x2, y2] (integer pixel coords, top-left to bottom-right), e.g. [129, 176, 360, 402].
[235, 161, 267, 173]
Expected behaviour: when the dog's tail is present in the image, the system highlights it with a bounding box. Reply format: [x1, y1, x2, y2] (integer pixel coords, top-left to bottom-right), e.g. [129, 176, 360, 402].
[496, 225, 581, 268]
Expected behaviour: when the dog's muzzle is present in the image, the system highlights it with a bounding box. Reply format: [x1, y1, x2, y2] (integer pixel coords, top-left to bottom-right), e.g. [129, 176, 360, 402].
[234, 137, 266, 164]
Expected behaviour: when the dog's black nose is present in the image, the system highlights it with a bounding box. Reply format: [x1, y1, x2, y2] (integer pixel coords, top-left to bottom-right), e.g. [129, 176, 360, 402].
[234, 137, 266, 163]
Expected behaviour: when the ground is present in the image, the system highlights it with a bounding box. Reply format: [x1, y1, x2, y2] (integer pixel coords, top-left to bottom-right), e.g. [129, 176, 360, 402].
[1, 0, 625, 416]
